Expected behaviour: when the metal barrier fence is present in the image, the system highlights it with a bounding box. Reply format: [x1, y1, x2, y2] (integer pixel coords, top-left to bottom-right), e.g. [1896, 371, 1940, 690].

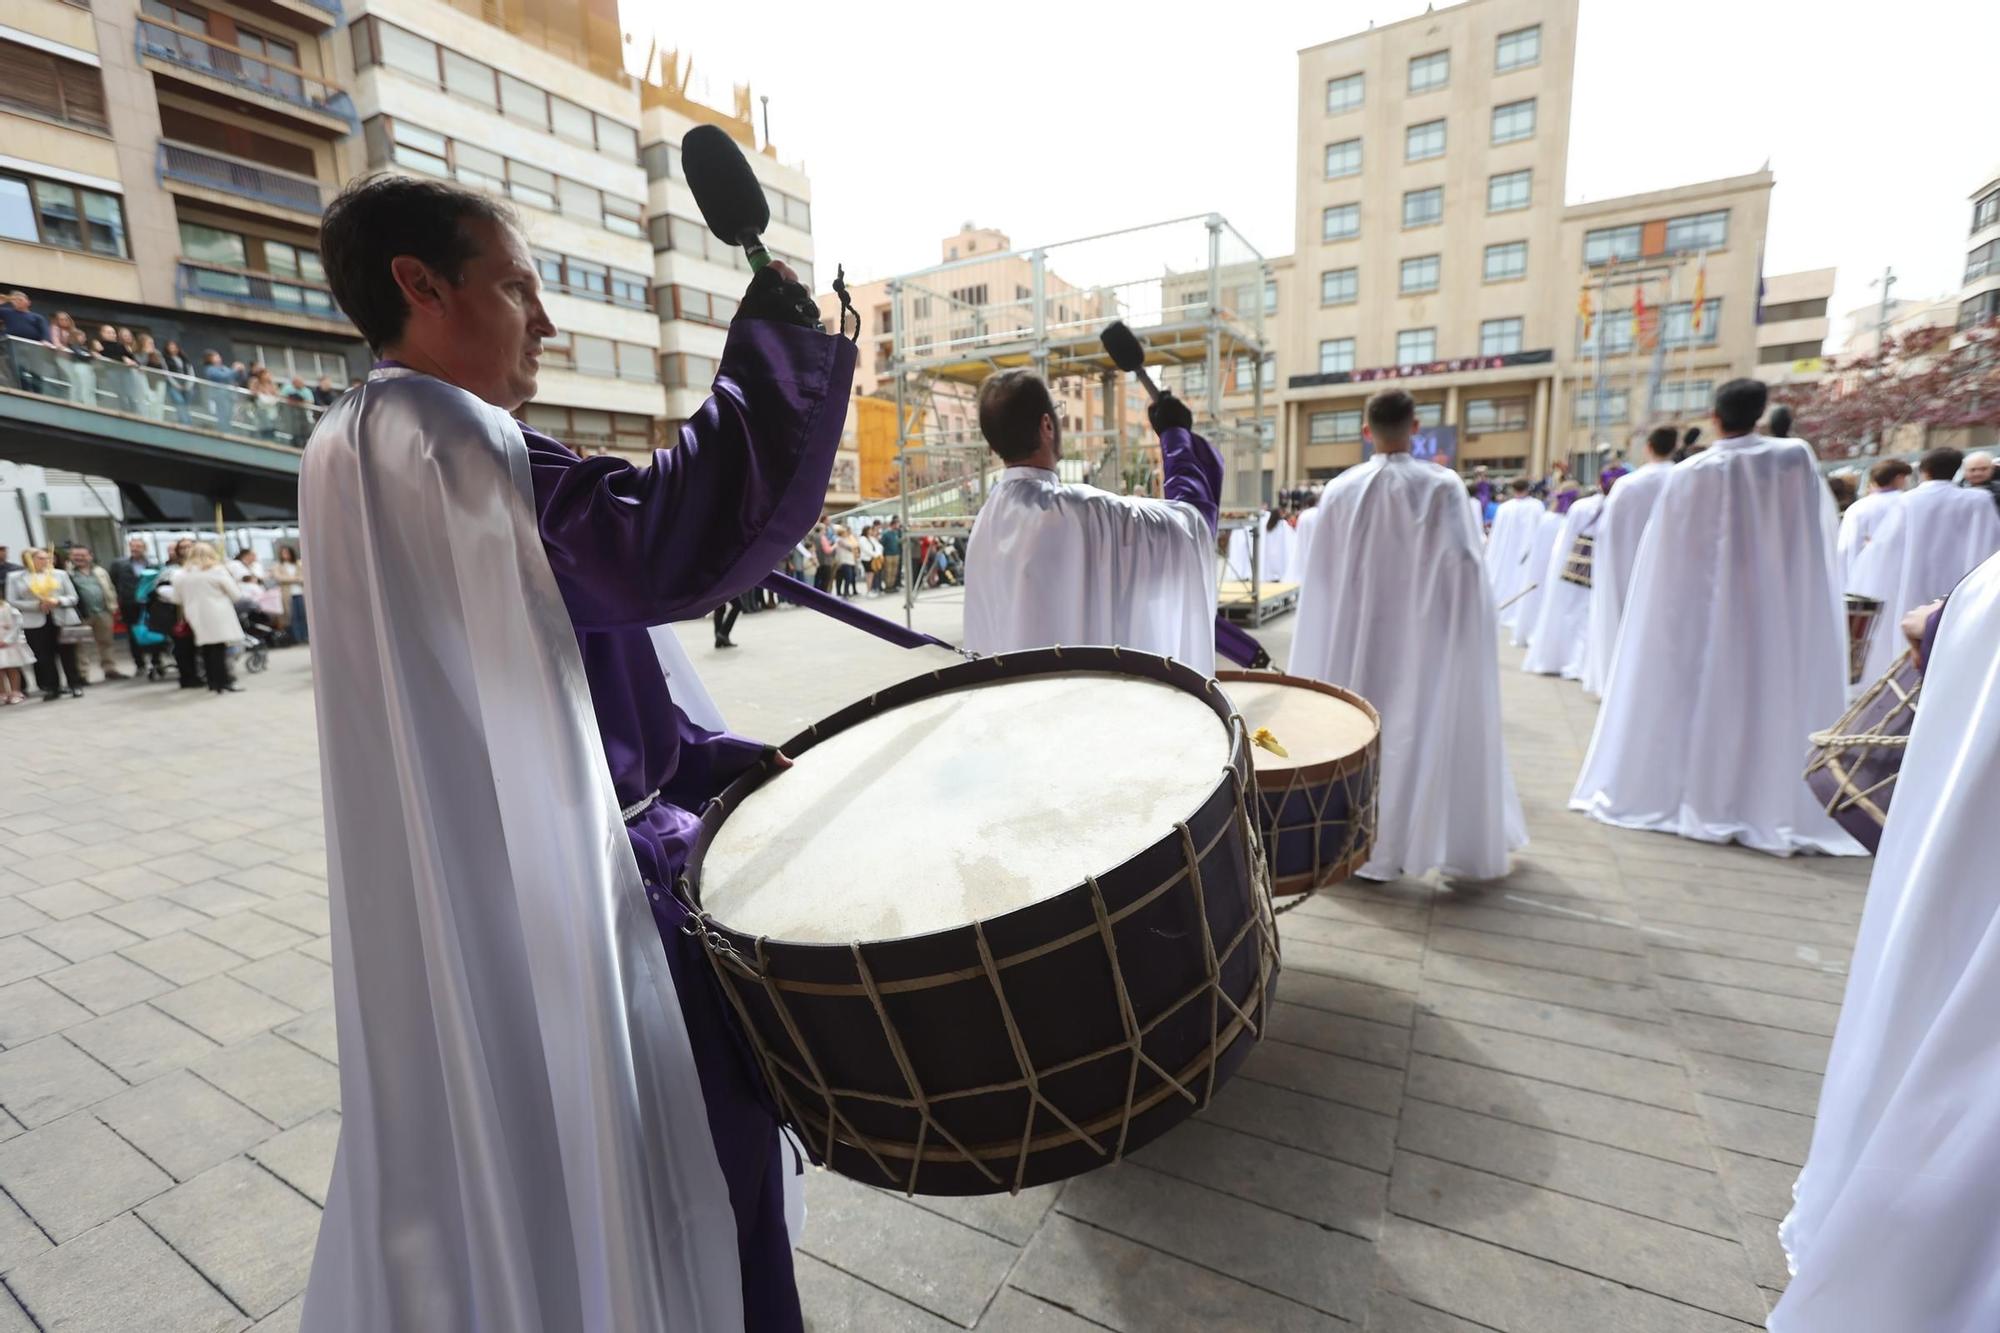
[2, 336, 324, 447]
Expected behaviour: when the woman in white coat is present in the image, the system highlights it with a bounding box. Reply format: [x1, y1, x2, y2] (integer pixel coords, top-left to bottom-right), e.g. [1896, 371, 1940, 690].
[174, 543, 246, 694]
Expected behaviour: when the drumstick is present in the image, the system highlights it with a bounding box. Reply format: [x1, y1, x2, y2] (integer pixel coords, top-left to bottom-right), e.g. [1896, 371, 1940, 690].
[1496, 582, 1539, 612]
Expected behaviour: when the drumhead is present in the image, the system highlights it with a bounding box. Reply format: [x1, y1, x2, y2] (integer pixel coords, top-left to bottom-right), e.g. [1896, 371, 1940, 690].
[701, 672, 1229, 944]
[1223, 678, 1377, 771]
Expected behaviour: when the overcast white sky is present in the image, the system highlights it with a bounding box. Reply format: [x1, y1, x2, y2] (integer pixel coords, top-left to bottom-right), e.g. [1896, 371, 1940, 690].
[626, 0, 1998, 336]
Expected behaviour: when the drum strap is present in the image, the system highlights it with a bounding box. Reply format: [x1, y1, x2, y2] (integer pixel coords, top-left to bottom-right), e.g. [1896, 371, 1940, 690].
[620, 789, 659, 824]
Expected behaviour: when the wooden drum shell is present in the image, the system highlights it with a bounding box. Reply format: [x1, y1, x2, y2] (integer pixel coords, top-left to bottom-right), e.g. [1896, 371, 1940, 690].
[679, 648, 1279, 1196]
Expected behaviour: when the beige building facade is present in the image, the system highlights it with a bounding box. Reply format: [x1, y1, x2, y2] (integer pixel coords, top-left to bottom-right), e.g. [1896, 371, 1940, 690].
[1960, 167, 2000, 334]
[1282, 0, 1771, 481]
[1754, 266, 1835, 388]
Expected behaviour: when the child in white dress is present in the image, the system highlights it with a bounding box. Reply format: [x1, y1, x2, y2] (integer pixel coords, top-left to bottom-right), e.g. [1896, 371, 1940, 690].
[0, 600, 33, 704]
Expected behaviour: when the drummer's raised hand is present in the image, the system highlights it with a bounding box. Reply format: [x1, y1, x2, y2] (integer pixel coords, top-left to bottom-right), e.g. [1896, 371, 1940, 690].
[1147, 391, 1194, 435]
[1903, 600, 1944, 668]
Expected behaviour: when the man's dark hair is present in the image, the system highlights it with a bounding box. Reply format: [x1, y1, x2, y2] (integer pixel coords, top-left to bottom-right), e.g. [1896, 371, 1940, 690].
[1645, 426, 1678, 458]
[976, 370, 1056, 464]
[1767, 405, 1794, 438]
[1869, 458, 1913, 489]
[1920, 447, 1964, 481]
[319, 174, 516, 353]
[1713, 378, 1768, 433]
[1365, 388, 1416, 433]
[1509, 476, 1532, 495]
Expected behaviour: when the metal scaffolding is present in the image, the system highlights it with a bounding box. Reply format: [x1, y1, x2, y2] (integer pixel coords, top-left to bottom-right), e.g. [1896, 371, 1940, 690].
[832, 213, 1272, 625]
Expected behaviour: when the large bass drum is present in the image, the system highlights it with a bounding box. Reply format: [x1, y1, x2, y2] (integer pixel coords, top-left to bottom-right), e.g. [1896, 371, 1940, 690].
[1805, 649, 1921, 853]
[679, 647, 1277, 1196]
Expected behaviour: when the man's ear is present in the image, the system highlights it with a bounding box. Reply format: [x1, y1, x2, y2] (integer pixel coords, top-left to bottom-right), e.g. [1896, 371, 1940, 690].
[389, 256, 448, 323]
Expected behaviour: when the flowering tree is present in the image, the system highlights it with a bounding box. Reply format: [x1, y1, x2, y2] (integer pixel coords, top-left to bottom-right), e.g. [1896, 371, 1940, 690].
[1772, 317, 2000, 458]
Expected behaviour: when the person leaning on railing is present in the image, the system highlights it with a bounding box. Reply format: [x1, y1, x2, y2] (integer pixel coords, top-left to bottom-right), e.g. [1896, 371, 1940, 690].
[161, 340, 195, 425]
[198, 350, 237, 429]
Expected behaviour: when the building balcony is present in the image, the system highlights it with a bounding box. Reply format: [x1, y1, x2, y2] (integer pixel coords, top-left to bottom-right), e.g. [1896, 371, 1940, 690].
[176, 259, 349, 333]
[136, 19, 356, 137]
[157, 141, 324, 226]
[233, 0, 343, 34]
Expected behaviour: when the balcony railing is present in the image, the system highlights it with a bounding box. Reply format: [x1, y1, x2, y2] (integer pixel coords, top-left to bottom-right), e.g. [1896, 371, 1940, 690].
[177, 259, 343, 323]
[2, 336, 326, 447]
[298, 0, 342, 14]
[157, 141, 324, 215]
[135, 19, 356, 129]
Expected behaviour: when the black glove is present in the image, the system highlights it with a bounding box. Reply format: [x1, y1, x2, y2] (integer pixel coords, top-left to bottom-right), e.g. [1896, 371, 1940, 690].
[736, 264, 823, 331]
[1147, 391, 1194, 434]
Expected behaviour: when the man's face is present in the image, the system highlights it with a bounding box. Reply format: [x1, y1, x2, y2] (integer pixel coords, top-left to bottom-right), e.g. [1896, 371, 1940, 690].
[420, 218, 555, 412]
[128, 538, 147, 559]
[1966, 455, 1994, 486]
[72, 548, 91, 568]
[8, 293, 27, 311]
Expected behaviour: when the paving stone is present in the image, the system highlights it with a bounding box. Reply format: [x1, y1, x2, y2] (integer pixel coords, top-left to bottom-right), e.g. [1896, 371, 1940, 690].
[0, 1185, 50, 1272]
[1059, 1164, 1371, 1321]
[250, 896, 330, 939]
[5, 1213, 243, 1332]
[1280, 912, 1426, 961]
[0, 1113, 172, 1241]
[223, 865, 327, 901]
[1421, 951, 1663, 1021]
[26, 917, 143, 965]
[1132, 1117, 1387, 1242]
[194, 1034, 339, 1128]
[1417, 980, 1678, 1062]
[1396, 1098, 1736, 1238]
[0, 937, 66, 989]
[1413, 1015, 1695, 1111]
[0, 979, 90, 1048]
[1427, 924, 1648, 984]
[66, 1005, 218, 1083]
[72, 842, 156, 874]
[295, 936, 333, 965]
[153, 976, 300, 1047]
[1734, 1213, 1793, 1295]
[1286, 890, 1429, 935]
[1673, 1013, 1832, 1076]
[229, 952, 331, 1014]
[1375, 1216, 1758, 1333]
[1715, 1148, 1801, 1222]
[168, 880, 274, 919]
[0, 899, 51, 938]
[1688, 1050, 1824, 1117]
[1659, 978, 1842, 1038]
[1265, 999, 1410, 1069]
[272, 1008, 337, 1064]
[189, 913, 312, 961]
[78, 863, 183, 903]
[1635, 899, 1857, 949]
[1404, 1054, 1712, 1169]
[96, 897, 210, 942]
[1274, 967, 1416, 1028]
[250, 1296, 304, 1333]
[138, 1157, 320, 1318]
[1365, 1290, 1499, 1332]
[792, 1252, 958, 1332]
[1239, 1037, 1403, 1116]
[799, 1172, 1016, 1326]
[1699, 1095, 1815, 1167]
[17, 882, 117, 922]
[247, 1110, 337, 1205]
[119, 931, 250, 986]
[97, 1069, 276, 1182]
[1426, 902, 1641, 955]
[897, 1183, 1060, 1248]
[975, 1288, 1106, 1332]
[1281, 937, 1421, 993]
[1389, 1153, 1765, 1321]
[0, 1037, 125, 1128]
[1011, 1213, 1343, 1333]
[1646, 948, 1847, 1004]
[1202, 1071, 1396, 1173]
[146, 852, 241, 888]
[40, 954, 173, 1015]
[5, 855, 85, 889]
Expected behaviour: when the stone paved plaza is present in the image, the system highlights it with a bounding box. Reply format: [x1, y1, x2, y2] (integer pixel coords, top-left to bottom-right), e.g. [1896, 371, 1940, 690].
[0, 591, 1870, 1331]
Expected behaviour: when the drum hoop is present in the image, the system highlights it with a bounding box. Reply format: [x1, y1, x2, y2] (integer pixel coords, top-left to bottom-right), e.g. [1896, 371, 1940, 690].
[1214, 671, 1383, 790]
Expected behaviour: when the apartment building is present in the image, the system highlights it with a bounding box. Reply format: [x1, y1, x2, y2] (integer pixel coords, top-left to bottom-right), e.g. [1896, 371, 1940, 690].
[1754, 267, 1836, 388]
[344, 0, 661, 461]
[1284, 0, 1770, 480]
[1961, 167, 2000, 334]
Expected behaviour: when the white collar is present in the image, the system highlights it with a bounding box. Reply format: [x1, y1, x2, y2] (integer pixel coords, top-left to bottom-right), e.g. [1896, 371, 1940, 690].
[999, 465, 1059, 482]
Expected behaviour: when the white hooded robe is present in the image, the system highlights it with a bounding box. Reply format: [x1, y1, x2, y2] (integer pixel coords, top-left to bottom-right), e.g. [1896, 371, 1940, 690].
[1848, 478, 2000, 686]
[1522, 494, 1603, 679]
[1484, 494, 1544, 628]
[1582, 460, 1673, 698]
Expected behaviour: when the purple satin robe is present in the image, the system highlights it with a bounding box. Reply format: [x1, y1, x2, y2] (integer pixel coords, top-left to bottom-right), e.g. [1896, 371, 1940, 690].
[529, 317, 856, 1333]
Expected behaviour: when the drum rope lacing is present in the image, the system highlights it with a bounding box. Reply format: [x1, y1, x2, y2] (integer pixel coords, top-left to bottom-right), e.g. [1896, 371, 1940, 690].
[1805, 649, 1921, 826]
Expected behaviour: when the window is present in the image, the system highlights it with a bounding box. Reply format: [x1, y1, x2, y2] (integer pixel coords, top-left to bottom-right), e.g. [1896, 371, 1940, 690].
[1318, 338, 1355, 374]
[442, 49, 496, 107]
[602, 193, 642, 238]
[1760, 297, 1830, 323]
[1583, 224, 1641, 266]
[570, 335, 616, 378]
[549, 96, 594, 146]
[1976, 188, 2000, 234]
[1405, 119, 1446, 162]
[1662, 299, 1723, 346]
[1408, 50, 1449, 94]
[1574, 388, 1629, 424]
[1310, 409, 1363, 443]
[1466, 398, 1529, 432]
[1325, 73, 1363, 114]
[1324, 138, 1361, 179]
[610, 269, 648, 307]
[0, 39, 111, 133]
[615, 341, 654, 382]
[1321, 267, 1357, 306]
[1396, 328, 1437, 363]
[642, 141, 680, 181]
[1487, 169, 1530, 213]
[1484, 240, 1527, 281]
[178, 221, 246, 267]
[1664, 209, 1728, 254]
[453, 143, 506, 193]
[1480, 317, 1524, 355]
[1496, 25, 1540, 71]
[498, 73, 545, 128]
[1231, 354, 1275, 392]
[557, 175, 598, 222]
[1758, 340, 1824, 364]
[79, 188, 126, 257]
[1402, 186, 1442, 228]
[1322, 203, 1359, 241]
[1652, 379, 1714, 413]
[1264, 279, 1278, 314]
[1966, 241, 2000, 285]
[1491, 97, 1536, 144]
[1958, 291, 2000, 331]
[376, 21, 440, 82]
[1580, 309, 1633, 355]
[1400, 255, 1440, 294]
[760, 185, 812, 231]
[390, 121, 449, 177]
[0, 177, 35, 245]
[508, 162, 556, 211]
[662, 284, 740, 327]
[662, 352, 719, 388]
[596, 118, 637, 164]
[1415, 402, 1443, 428]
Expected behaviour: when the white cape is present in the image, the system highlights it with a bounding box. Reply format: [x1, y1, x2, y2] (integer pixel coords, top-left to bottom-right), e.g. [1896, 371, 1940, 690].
[1849, 480, 2000, 686]
[1521, 495, 1602, 679]
[299, 370, 742, 1332]
[1484, 495, 1544, 627]
[648, 625, 725, 732]
[1510, 511, 1564, 649]
[1225, 512, 1287, 584]
[1836, 487, 1902, 589]
[1569, 434, 1862, 857]
[1288, 452, 1526, 880]
[1583, 461, 1673, 698]
[1772, 551, 2000, 1332]
[964, 465, 1218, 676]
[1294, 504, 1323, 573]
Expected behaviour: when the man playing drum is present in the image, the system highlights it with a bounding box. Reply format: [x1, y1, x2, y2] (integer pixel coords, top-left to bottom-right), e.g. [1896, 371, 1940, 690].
[299, 175, 853, 1332]
[963, 371, 1221, 673]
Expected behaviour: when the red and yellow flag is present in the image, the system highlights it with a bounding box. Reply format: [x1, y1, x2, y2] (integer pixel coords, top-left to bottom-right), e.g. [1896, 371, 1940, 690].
[1578, 285, 1594, 339]
[1691, 257, 1708, 332]
[1632, 285, 1652, 350]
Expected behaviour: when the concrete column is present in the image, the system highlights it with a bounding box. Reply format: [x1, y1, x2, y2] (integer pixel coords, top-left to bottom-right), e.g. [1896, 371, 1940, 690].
[1531, 376, 1552, 475]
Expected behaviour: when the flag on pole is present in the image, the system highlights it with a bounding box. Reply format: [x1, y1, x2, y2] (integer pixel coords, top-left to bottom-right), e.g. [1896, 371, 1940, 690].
[1633, 283, 1653, 351]
[1754, 248, 1766, 324]
[1578, 284, 1594, 340]
[1692, 254, 1709, 332]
